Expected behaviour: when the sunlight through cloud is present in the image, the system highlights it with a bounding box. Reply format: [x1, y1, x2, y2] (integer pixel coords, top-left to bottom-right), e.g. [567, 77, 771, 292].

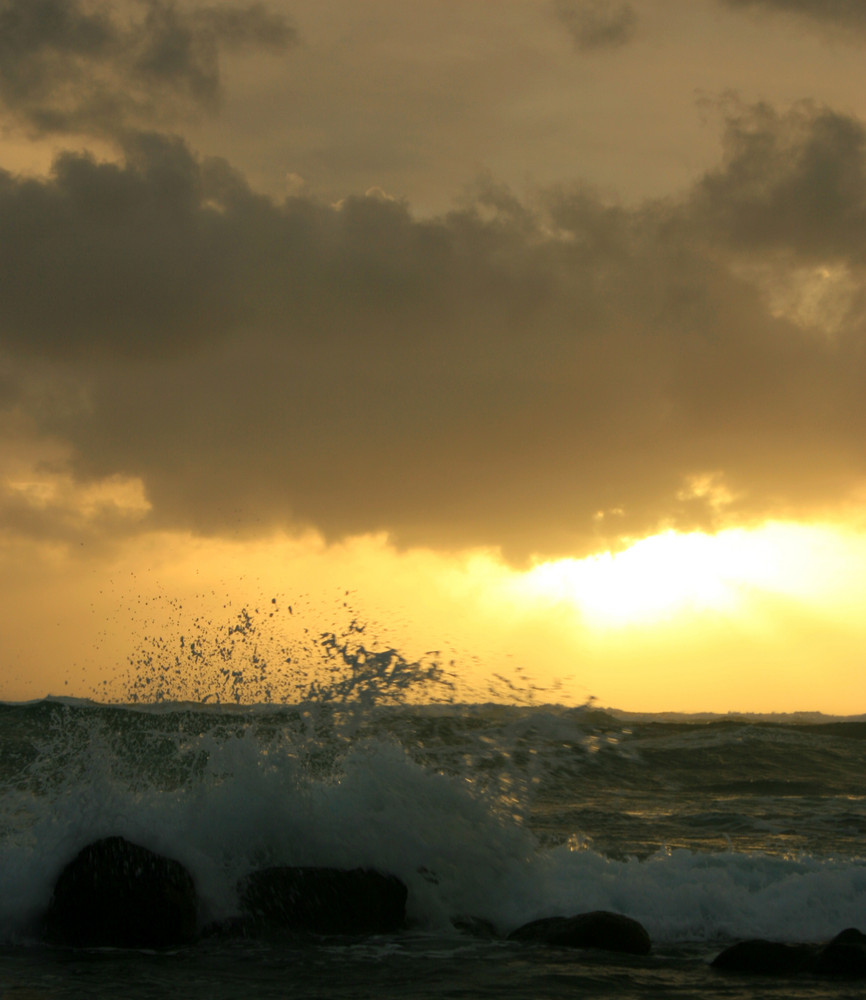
[519, 523, 852, 628]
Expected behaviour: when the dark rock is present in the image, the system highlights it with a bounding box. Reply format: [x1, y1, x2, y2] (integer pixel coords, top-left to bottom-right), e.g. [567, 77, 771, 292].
[508, 910, 651, 955]
[815, 928, 866, 977]
[238, 866, 407, 936]
[710, 939, 816, 975]
[43, 836, 197, 947]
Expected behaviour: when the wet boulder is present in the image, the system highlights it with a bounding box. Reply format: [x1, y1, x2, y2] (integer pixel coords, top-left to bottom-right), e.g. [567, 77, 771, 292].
[710, 939, 816, 975]
[712, 929, 866, 978]
[815, 928, 866, 977]
[238, 866, 407, 936]
[508, 910, 651, 955]
[43, 836, 197, 947]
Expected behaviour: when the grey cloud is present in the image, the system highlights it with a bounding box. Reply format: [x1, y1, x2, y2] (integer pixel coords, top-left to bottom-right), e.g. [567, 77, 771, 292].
[0, 0, 296, 136]
[0, 134, 240, 356]
[690, 100, 866, 260]
[553, 0, 637, 52]
[721, 0, 866, 34]
[3, 103, 866, 561]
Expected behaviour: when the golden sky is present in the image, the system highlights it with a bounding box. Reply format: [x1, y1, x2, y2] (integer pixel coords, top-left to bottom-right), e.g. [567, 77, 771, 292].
[1, 0, 866, 712]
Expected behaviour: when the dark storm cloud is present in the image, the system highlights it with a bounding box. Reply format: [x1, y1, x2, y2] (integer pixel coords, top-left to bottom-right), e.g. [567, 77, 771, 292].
[552, 0, 637, 52]
[721, 0, 866, 34]
[690, 101, 866, 259]
[0, 0, 296, 136]
[3, 102, 866, 560]
[0, 132, 244, 354]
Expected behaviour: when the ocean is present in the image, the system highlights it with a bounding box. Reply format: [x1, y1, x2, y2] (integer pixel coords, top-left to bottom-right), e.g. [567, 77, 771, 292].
[0, 681, 864, 997]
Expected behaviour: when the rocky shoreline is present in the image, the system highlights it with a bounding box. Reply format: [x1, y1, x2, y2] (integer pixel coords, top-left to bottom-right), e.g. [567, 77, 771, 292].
[36, 837, 866, 979]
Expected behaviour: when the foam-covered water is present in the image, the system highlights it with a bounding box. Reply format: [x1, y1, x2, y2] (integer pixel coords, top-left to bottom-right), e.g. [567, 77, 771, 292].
[0, 623, 863, 997]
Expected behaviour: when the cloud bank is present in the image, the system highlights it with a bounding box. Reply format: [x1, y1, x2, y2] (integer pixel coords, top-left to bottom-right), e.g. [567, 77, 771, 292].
[2, 92, 866, 562]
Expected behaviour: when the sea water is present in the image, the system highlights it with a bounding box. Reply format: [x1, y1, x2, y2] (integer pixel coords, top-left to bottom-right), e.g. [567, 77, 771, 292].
[0, 639, 863, 998]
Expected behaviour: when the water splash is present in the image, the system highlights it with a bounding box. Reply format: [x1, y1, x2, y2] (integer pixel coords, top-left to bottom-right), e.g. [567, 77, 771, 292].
[101, 596, 459, 708]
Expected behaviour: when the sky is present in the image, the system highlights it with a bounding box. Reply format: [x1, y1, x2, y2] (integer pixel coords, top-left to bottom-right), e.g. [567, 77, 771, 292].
[1, 0, 866, 712]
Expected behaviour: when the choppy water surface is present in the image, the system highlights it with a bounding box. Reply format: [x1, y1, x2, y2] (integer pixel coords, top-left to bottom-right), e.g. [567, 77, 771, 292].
[0, 639, 863, 998]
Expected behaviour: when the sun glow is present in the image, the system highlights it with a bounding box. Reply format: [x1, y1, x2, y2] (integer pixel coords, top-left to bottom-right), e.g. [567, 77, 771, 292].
[1, 520, 865, 711]
[520, 524, 852, 628]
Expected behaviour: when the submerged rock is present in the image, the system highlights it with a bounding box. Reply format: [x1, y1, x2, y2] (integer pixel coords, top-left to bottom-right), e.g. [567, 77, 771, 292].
[712, 929, 866, 978]
[710, 939, 816, 975]
[238, 866, 407, 936]
[42, 836, 197, 948]
[508, 910, 651, 955]
[815, 928, 866, 977]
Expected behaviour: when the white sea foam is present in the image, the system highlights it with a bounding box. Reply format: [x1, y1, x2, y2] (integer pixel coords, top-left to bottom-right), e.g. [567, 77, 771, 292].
[0, 703, 863, 946]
